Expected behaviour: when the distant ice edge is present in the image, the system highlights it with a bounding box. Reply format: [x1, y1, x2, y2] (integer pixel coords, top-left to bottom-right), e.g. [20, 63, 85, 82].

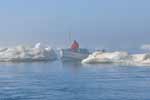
[0, 43, 57, 62]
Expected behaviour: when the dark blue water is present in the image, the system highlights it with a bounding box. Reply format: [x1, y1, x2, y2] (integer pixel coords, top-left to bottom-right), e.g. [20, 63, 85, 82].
[0, 61, 150, 100]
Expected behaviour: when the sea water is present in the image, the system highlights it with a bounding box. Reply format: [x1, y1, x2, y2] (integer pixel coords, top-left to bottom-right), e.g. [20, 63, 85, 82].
[0, 61, 150, 100]
[0, 43, 150, 100]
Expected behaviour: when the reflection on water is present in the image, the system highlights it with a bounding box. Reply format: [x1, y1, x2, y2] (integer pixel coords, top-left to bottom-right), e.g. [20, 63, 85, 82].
[0, 61, 150, 100]
[62, 61, 82, 69]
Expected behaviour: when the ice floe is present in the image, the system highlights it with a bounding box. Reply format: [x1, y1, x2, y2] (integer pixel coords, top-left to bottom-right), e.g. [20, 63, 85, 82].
[0, 43, 57, 62]
[82, 51, 150, 66]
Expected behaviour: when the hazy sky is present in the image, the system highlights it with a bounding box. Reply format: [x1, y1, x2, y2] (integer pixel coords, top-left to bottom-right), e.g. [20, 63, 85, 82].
[0, 0, 150, 50]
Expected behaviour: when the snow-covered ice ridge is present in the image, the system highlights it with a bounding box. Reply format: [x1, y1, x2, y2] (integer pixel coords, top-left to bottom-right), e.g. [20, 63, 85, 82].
[0, 43, 57, 62]
[82, 51, 150, 66]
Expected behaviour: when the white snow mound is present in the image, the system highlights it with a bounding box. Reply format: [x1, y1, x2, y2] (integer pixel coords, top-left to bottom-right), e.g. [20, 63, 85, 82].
[0, 43, 57, 62]
[82, 51, 150, 66]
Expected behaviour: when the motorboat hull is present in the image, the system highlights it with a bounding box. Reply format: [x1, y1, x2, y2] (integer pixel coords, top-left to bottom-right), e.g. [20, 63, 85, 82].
[60, 48, 89, 62]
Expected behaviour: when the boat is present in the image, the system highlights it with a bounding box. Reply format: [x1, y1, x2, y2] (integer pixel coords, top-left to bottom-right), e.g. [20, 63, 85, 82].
[60, 48, 89, 62]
